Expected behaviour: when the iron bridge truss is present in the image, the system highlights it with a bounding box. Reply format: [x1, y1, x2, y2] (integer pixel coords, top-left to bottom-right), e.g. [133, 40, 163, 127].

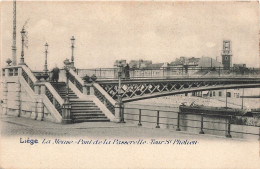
[98, 78, 260, 103]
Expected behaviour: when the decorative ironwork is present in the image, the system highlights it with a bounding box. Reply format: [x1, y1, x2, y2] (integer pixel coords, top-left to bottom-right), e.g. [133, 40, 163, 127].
[45, 87, 53, 103]
[21, 68, 34, 90]
[94, 87, 115, 115]
[54, 98, 62, 115]
[22, 69, 28, 81]
[14, 68, 18, 76]
[77, 67, 260, 79]
[9, 69, 14, 76]
[67, 71, 83, 92]
[28, 78, 34, 90]
[45, 87, 62, 115]
[98, 78, 260, 102]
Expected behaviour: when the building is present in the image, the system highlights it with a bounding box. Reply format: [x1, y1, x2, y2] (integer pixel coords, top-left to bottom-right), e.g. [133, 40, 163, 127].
[198, 56, 223, 68]
[128, 59, 152, 69]
[114, 60, 127, 67]
[221, 40, 232, 69]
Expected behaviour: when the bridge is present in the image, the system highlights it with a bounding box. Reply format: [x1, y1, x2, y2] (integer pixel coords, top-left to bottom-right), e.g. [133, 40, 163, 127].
[2, 64, 260, 138]
[97, 77, 260, 102]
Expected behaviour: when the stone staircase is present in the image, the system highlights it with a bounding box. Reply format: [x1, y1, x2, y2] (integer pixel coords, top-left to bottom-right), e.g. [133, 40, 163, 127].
[51, 82, 110, 123]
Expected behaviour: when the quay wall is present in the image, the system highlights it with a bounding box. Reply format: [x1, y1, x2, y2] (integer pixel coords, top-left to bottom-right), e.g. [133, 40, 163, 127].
[124, 103, 259, 139]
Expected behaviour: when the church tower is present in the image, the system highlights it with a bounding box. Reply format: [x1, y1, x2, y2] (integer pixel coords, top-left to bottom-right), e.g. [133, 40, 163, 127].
[221, 40, 232, 69]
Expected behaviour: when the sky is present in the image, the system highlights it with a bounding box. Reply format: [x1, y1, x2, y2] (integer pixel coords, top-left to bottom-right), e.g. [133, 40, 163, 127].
[1, 1, 259, 70]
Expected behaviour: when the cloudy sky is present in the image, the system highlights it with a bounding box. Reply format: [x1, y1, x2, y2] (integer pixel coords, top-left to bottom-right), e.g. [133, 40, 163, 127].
[1, 1, 259, 69]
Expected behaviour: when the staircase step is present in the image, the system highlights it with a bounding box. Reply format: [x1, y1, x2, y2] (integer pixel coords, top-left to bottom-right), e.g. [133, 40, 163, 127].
[71, 104, 96, 107]
[71, 110, 102, 113]
[69, 101, 95, 104]
[70, 100, 93, 102]
[58, 91, 76, 93]
[73, 119, 110, 123]
[72, 112, 105, 115]
[72, 115, 106, 119]
[50, 82, 110, 123]
[60, 95, 78, 97]
[71, 107, 100, 110]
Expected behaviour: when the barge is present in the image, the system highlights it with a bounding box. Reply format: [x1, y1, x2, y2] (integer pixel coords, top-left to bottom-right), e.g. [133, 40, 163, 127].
[179, 102, 249, 116]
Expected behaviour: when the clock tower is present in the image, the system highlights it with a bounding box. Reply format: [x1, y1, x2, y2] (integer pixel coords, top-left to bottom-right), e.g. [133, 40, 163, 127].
[221, 40, 232, 69]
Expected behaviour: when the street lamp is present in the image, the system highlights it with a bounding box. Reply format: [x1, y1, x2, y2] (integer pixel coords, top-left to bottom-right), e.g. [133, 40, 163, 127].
[19, 27, 26, 65]
[43, 42, 48, 74]
[71, 36, 75, 68]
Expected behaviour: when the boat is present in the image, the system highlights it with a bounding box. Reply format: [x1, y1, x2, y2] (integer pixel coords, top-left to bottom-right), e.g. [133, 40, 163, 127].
[251, 108, 260, 118]
[179, 102, 249, 116]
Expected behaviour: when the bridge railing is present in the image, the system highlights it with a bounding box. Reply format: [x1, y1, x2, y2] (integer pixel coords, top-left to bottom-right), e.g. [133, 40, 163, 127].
[22, 67, 64, 116]
[67, 69, 84, 93]
[2, 65, 63, 122]
[122, 106, 260, 139]
[66, 69, 117, 115]
[76, 67, 260, 79]
[93, 83, 117, 115]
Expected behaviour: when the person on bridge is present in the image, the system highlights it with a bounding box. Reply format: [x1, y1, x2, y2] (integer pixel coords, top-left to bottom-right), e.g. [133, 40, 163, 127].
[51, 66, 60, 83]
[125, 64, 130, 79]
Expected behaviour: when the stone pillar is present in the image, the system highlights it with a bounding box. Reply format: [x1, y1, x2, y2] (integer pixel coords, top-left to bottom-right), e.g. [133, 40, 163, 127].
[40, 85, 46, 95]
[36, 85, 46, 121]
[2, 82, 8, 115]
[83, 85, 87, 95]
[114, 102, 121, 122]
[89, 84, 94, 95]
[18, 67, 22, 76]
[31, 97, 38, 120]
[14, 79, 21, 117]
[31, 85, 40, 120]
[85, 83, 92, 95]
[5, 68, 9, 77]
[62, 102, 72, 124]
[36, 98, 44, 121]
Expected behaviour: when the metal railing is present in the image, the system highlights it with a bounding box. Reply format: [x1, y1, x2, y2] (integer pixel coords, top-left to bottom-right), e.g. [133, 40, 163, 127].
[123, 107, 260, 138]
[22, 69, 34, 90]
[45, 85, 63, 115]
[67, 71, 83, 92]
[76, 67, 260, 80]
[93, 86, 115, 114]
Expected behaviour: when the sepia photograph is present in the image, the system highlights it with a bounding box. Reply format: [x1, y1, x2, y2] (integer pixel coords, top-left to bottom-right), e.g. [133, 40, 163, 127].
[0, 0, 260, 168]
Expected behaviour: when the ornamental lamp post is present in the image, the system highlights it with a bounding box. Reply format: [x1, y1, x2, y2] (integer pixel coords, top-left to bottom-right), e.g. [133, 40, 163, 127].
[19, 27, 26, 65]
[70, 36, 75, 68]
[43, 42, 48, 74]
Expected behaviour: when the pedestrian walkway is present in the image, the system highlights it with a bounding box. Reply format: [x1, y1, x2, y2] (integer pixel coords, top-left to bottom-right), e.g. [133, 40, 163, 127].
[1, 114, 255, 142]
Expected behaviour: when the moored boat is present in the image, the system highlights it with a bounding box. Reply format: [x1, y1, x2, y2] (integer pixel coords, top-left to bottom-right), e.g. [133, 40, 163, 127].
[179, 102, 249, 116]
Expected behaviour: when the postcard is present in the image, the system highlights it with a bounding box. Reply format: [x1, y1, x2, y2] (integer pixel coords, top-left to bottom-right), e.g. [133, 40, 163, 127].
[0, 0, 260, 168]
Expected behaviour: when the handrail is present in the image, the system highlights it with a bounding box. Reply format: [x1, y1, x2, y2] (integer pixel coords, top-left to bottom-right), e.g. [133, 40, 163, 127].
[77, 67, 260, 71]
[21, 65, 37, 83]
[123, 107, 260, 138]
[69, 69, 117, 115]
[44, 82, 64, 115]
[69, 69, 84, 85]
[17, 66, 63, 118]
[76, 66, 260, 79]
[93, 83, 117, 105]
[45, 82, 64, 105]
[68, 69, 83, 92]
[93, 83, 117, 114]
